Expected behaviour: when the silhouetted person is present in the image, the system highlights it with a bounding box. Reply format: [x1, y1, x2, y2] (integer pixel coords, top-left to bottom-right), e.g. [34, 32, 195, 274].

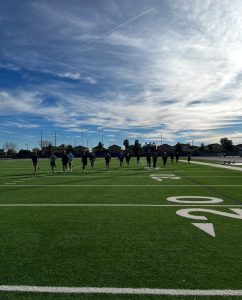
[118, 153, 124, 167]
[170, 152, 174, 164]
[152, 152, 158, 168]
[61, 150, 68, 172]
[105, 152, 111, 170]
[187, 152, 192, 164]
[89, 153, 95, 170]
[136, 153, 140, 164]
[125, 153, 131, 166]
[175, 152, 180, 164]
[146, 153, 151, 168]
[32, 151, 39, 174]
[162, 152, 168, 167]
[81, 152, 88, 172]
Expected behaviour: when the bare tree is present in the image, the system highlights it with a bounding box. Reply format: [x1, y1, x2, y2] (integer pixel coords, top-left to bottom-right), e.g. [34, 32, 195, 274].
[2, 142, 17, 152]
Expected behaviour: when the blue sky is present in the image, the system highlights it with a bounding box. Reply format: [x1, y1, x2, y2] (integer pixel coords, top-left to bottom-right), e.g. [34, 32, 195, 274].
[1, 0, 242, 150]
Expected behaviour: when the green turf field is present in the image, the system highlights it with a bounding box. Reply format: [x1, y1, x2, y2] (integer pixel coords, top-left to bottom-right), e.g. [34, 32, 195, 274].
[0, 157, 241, 299]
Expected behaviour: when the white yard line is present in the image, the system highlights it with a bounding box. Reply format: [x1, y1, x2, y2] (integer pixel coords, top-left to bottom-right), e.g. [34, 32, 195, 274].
[180, 159, 242, 171]
[0, 204, 240, 207]
[29, 175, 242, 178]
[1, 184, 242, 187]
[0, 285, 242, 296]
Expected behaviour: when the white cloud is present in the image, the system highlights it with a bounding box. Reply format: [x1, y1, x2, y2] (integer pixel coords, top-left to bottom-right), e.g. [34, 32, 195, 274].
[0, 61, 20, 71]
[1, 120, 39, 128]
[58, 72, 81, 80]
[2, 0, 242, 145]
[104, 32, 144, 48]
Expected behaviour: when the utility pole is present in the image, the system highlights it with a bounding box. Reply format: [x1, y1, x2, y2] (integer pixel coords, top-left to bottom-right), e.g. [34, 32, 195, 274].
[25, 144, 28, 150]
[40, 131, 43, 150]
[82, 128, 84, 148]
[160, 132, 163, 145]
[54, 131, 57, 147]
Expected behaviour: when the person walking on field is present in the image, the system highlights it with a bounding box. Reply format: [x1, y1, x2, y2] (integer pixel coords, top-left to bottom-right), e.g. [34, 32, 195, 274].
[67, 151, 74, 172]
[125, 152, 131, 166]
[152, 152, 158, 168]
[118, 153, 124, 167]
[81, 152, 88, 172]
[136, 153, 140, 164]
[89, 152, 96, 170]
[32, 151, 39, 175]
[49, 152, 57, 174]
[162, 152, 168, 167]
[170, 152, 174, 164]
[61, 150, 68, 172]
[175, 152, 180, 164]
[105, 152, 111, 170]
[187, 152, 192, 164]
[146, 152, 151, 168]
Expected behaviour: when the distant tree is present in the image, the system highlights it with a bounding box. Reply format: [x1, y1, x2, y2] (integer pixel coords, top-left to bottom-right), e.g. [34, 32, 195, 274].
[0, 149, 5, 155]
[32, 147, 41, 153]
[18, 149, 32, 157]
[67, 145, 73, 152]
[208, 144, 213, 152]
[123, 139, 129, 151]
[2, 142, 17, 153]
[200, 143, 205, 152]
[18, 149, 31, 154]
[97, 141, 104, 149]
[47, 143, 53, 155]
[220, 137, 233, 153]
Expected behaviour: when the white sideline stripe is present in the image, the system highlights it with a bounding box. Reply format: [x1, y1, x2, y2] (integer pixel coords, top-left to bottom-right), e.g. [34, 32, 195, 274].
[2, 184, 242, 187]
[180, 159, 242, 172]
[0, 286, 242, 296]
[27, 175, 242, 177]
[0, 204, 240, 207]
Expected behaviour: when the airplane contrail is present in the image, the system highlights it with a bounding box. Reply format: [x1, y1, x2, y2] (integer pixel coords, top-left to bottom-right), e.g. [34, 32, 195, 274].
[40, 7, 155, 69]
[57, 7, 155, 59]
[37, 53, 98, 77]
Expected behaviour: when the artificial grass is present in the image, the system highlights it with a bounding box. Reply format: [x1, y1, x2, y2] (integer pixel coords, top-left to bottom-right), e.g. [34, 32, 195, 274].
[0, 158, 241, 299]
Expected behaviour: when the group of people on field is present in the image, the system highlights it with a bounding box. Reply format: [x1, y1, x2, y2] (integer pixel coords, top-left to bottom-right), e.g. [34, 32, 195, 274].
[32, 150, 191, 174]
[146, 151, 181, 168]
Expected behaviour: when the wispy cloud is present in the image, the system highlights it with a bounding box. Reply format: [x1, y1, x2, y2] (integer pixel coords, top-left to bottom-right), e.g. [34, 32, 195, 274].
[1, 0, 242, 147]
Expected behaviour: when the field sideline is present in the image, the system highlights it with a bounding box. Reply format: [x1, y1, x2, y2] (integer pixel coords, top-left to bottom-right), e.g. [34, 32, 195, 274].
[0, 157, 241, 300]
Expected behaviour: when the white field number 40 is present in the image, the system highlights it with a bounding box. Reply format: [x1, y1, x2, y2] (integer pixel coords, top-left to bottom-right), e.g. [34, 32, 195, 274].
[167, 196, 242, 237]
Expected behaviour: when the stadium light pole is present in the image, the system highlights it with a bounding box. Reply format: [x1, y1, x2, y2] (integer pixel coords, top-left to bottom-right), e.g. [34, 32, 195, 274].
[25, 144, 28, 150]
[40, 130, 43, 150]
[54, 131, 57, 147]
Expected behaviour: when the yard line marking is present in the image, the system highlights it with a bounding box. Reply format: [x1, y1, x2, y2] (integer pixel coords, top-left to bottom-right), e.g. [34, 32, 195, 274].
[192, 223, 216, 237]
[0, 204, 240, 207]
[2, 184, 242, 187]
[0, 286, 242, 296]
